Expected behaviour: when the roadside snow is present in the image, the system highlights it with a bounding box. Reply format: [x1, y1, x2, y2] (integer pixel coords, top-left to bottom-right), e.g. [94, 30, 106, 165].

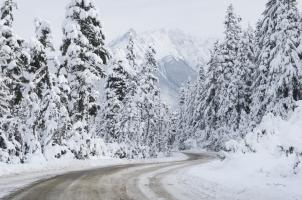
[164, 157, 302, 200]
[0, 152, 187, 198]
[162, 102, 302, 200]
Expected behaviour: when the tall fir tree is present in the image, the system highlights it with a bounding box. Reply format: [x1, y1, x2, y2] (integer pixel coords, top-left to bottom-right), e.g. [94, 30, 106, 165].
[252, 0, 302, 123]
[217, 4, 243, 133]
[0, 72, 16, 163]
[167, 111, 178, 151]
[176, 85, 187, 150]
[185, 78, 199, 140]
[27, 19, 71, 156]
[0, 0, 34, 162]
[157, 103, 171, 153]
[201, 5, 255, 149]
[0, 0, 16, 27]
[176, 79, 197, 149]
[114, 35, 143, 158]
[203, 5, 248, 149]
[0, 74, 10, 118]
[202, 41, 225, 150]
[0, 0, 25, 105]
[236, 26, 257, 134]
[61, 0, 108, 159]
[102, 60, 129, 143]
[192, 64, 207, 137]
[139, 46, 161, 157]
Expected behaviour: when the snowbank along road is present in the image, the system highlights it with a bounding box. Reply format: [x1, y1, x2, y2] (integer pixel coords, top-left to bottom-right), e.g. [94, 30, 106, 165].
[2, 153, 214, 200]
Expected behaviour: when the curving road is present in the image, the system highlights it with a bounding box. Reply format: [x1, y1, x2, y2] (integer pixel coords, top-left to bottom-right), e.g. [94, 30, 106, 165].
[2, 153, 213, 200]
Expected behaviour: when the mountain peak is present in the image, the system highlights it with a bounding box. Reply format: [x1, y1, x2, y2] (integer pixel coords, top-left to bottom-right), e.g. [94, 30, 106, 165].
[108, 29, 215, 106]
[110, 28, 215, 69]
[126, 28, 137, 37]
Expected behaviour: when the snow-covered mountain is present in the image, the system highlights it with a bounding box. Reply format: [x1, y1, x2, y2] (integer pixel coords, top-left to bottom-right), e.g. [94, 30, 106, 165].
[108, 29, 214, 106]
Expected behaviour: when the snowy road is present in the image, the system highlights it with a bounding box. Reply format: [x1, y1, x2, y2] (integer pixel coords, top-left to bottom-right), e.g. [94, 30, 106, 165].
[2, 153, 213, 200]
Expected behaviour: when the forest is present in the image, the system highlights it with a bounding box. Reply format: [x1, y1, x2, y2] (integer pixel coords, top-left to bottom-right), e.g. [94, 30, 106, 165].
[0, 0, 302, 168]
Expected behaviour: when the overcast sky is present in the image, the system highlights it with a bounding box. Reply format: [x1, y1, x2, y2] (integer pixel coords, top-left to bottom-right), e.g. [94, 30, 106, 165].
[13, 0, 302, 45]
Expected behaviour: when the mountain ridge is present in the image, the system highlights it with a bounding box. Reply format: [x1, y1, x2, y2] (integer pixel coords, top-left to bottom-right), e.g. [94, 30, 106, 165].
[108, 28, 214, 106]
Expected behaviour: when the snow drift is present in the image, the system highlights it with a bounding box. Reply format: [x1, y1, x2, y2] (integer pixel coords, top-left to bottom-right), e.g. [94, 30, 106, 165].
[225, 101, 302, 176]
[167, 102, 302, 200]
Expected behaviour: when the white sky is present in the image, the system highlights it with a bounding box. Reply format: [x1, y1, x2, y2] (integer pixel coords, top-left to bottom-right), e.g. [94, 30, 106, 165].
[13, 0, 302, 45]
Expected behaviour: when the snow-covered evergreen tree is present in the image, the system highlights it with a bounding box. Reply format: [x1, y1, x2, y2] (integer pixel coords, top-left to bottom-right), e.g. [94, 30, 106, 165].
[0, 0, 16, 27]
[202, 5, 252, 149]
[167, 111, 178, 151]
[253, 0, 302, 123]
[26, 19, 71, 156]
[139, 46, 161, 157]
[0, 0, 33, 162]
[26, 19, 53, 152]
[157, 103, 170, 153]
[102, 60, 129, 143]
[115, 35, 144, 158]
[199, 5, 256, 150]
[61, 0, 108, 159]
[200, 42, 225, 149]
[126, 33, 138, 72]
[0, 0, 23, 104]
[0, 72, 16, 163]
[176, 79, 198, 149]
[236, 26, 257, 134]
[185, 79, 199, 140]
[0, 75, 10, 117]
[216, 4, 243, 134]
[192, 64, 207, 138]
[176, 85, 187, 150]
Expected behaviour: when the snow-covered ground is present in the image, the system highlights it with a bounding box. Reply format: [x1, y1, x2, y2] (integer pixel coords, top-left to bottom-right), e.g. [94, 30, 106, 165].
[2, 100, 301, 199]
[163, 156, 302, 200]
[0, 152, 187, 198]
[162, 102, 302, 200]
